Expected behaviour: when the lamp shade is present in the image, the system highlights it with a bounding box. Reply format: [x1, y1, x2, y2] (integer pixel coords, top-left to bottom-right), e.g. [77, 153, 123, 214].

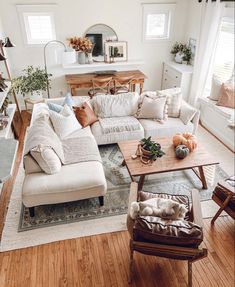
[4, 37, 15, 48]
[0, 52, 6, 61]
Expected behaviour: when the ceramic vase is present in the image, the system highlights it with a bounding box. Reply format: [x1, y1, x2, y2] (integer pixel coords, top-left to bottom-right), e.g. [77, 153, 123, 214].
[174, 52, 184, 64]
[86, 52, 93, 64]
[78, 52, 86, 65]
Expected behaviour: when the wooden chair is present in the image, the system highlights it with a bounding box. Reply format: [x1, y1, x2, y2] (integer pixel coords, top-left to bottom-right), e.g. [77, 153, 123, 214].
[111, 75, 134, 94]
[127, 182, 207, 287]
[211, 178, 235, 224]
[88, 76, 113, 98]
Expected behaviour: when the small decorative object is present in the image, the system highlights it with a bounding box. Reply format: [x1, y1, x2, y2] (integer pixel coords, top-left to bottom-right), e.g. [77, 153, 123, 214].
[188, 38, 196, 64]
[172, 133, 197, 152]
[11, 66, 51, 100]
[0, 75, 8, 92]
[136, 136, 165, 164]
[68, 37, 93, 64]
[0, 118, 8, 130]
[0, 96, 10, 116]
[175, 144, 190, 159]
[171, 42, 192, 65]
[104, 41, 127, 63]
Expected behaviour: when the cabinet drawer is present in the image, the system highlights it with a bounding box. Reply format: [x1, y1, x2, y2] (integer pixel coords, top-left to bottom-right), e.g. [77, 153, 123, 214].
[163, 64, 181, 81]
[162, 74, 181, 89]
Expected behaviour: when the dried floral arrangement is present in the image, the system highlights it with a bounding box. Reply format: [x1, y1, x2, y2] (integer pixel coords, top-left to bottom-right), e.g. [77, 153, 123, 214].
[68, 37, 93, 53]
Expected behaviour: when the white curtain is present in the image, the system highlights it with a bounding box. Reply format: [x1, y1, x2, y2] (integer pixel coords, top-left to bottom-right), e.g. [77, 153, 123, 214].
[188, 0, 225, 106]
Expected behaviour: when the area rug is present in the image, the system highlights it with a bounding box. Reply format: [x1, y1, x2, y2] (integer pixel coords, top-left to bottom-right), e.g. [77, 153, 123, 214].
[0, 144, 228, 252]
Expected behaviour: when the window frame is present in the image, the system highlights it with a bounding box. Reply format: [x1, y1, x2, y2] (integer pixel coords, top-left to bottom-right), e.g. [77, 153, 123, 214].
[16, 4, 57, 46]
[142, 3, 176, 43]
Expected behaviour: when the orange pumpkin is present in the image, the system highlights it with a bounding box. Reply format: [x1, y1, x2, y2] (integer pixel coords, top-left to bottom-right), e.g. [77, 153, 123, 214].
[172, 133, 197, 152]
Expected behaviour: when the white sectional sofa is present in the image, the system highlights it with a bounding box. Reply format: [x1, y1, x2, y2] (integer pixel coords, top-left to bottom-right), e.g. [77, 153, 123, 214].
[22, 91, 199, 216]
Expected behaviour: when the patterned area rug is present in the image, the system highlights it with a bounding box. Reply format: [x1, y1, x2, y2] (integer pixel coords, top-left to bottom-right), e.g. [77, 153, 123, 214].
[19, 144, 228, 232]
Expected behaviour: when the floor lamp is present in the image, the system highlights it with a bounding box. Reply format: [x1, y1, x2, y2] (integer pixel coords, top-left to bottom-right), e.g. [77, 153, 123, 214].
[0, 37, 22, 121]
[44, 40, 76, 98]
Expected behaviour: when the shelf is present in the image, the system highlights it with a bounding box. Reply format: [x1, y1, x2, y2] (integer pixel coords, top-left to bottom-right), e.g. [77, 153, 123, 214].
[0, 81, 11, 108]
[62, 60, 145, 72]
[0, 104, 16, 138]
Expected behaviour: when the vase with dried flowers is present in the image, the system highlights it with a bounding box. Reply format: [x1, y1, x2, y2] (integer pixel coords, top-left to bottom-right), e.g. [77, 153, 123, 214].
[68, 37, 93, 64]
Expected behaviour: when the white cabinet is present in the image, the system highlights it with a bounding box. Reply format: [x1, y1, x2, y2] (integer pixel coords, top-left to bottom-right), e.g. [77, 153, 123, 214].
[161, 62, 193, 101]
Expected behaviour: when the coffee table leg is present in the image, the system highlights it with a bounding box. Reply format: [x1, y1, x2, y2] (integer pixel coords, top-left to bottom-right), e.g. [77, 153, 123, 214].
[121, 160, 126, 166]
[198, 166, 208, 189]
[138, 175, 145, 191]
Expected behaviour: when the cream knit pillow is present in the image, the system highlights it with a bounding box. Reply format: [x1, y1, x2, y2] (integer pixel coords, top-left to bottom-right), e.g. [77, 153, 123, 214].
[158, 88, 182, 118]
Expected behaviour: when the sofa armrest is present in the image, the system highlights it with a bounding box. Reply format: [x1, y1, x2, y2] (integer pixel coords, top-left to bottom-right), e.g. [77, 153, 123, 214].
[181, 100, 200, 135]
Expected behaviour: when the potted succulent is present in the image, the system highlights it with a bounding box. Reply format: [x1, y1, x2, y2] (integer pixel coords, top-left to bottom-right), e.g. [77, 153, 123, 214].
[11, 66, 52, 100]
[139, 136, 165, 163]
[171, 42, 192, 65]
[68, 37, 93, 64]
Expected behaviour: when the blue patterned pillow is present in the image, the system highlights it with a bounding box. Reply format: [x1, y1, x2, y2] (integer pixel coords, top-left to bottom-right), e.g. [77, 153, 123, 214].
[63, 93, 74, 108]
[47, 102, 63, 113]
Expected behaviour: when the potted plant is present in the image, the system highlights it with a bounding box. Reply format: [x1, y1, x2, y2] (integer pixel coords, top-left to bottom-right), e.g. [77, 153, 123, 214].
[171, 42, 192, 64]
[11, 66, 52, 100]
[139, 136, 165, 163]
[68, 37, 93, 64]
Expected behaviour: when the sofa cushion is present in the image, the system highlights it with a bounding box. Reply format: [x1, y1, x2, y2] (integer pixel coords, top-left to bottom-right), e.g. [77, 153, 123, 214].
[92, 92, 140, 118]
[137, 96, 167, 121]
[23, 154, 42, 174]
[91, 119, 144, 145]
[22, 161, 107, 207]
[180, 102, 197, 125]
[73, 102, 98, 127]
[158, 88, 182, 118]
[209, 75, 222, 101]
[139, 118, 194, 138]
[30, 145, 62, 174]
[49, 105, 82, 139]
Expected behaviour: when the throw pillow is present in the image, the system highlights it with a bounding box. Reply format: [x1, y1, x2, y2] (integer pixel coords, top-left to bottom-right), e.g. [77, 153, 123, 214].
[137, 95, 168, 122]
[209, 75, 222, 101]
[158, 88, 182, 118]
[50, 104, 82, 139]
[47, 102, 63, 113]
[180, 102, 197, 125]
[92, 92, 140, 118]
[30, 144, 62, 174]
[73, 102, 98, 127]
[63, 92, 75, 108]
[217, 81, 235, 109]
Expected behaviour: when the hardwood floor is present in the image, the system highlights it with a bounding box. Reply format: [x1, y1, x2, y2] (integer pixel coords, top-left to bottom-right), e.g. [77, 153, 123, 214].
[0, 112, 234, 287]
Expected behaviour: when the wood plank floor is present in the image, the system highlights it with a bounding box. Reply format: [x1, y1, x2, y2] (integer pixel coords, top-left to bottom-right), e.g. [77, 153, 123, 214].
[0, 112, 234, 287]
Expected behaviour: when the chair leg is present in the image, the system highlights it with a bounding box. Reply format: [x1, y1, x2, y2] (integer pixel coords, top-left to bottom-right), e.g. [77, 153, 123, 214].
[188, 261, 192, 287]
[128, 240, 134, 284]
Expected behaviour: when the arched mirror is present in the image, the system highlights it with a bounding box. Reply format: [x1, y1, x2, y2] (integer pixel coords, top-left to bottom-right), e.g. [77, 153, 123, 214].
[84, 24, 118, 60]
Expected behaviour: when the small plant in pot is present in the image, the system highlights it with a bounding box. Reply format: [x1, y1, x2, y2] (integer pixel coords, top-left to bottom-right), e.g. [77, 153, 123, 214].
[171, 42, 192, 64]
[139, 136, 165, 163]
[11, 66, 52, 100]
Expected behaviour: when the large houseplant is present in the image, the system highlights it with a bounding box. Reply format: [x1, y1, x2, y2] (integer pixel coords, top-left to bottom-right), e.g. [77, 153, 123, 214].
[12, 66, 52, 99]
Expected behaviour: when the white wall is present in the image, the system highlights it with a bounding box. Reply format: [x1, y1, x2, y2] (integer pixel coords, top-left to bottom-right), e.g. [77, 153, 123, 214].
[0, 0, 189, 99]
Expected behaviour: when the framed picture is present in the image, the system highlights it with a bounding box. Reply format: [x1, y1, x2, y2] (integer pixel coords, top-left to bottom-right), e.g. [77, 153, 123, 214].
[104, 41, 128, 63]
[189, 38, 196, 64]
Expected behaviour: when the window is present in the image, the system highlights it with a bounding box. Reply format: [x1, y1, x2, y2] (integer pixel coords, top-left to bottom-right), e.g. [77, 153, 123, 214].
[212, 18, 234, 81]
[142, 4, 175, 42]
[17, 5, 57, 45]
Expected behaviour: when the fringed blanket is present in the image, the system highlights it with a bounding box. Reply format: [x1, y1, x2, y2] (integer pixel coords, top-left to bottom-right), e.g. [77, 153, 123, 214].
[99, 116, 141, 134]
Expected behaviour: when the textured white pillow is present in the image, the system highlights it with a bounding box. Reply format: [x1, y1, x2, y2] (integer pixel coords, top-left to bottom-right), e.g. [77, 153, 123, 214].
[50, 104, 82, 139]
[180, 102, 197, 125]
[30, 145, 61, 174]
[137, 95, 168, 121]
[209, 75, 223, 101]
[92, 92, 140, 118]
[158, 88, 182, 118]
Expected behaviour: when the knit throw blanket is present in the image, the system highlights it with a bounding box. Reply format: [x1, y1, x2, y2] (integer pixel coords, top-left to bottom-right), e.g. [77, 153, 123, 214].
[99, 116, 141, 134]
[62, 136, 102, 165]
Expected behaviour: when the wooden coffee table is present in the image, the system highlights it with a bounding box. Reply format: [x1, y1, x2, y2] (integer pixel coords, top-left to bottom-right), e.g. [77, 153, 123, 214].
[118, 137, 219, 191]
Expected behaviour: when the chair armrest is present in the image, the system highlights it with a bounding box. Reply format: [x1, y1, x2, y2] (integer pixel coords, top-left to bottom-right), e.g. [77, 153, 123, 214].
[191, 189, 203, 227]
[181, 100, 200, 135]
[127, 182, 138, 215]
